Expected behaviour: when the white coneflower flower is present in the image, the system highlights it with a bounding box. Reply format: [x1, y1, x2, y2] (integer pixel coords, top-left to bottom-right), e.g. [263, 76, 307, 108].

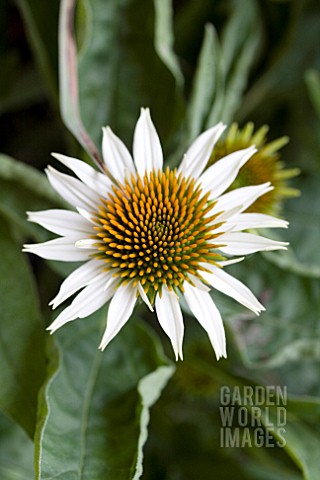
[23, 108, 288, 360]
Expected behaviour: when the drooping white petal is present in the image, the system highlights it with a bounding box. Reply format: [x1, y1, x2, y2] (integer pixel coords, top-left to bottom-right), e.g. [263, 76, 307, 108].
[227, 213, 289, 231]
[48, 276, 117, 333]
[27, 209, 93, 237]
[183, 282, 226, 360]
[138, 282, 154, 311]
[217, 232, 288, 255]
[46, 166, 101, 211]
[99, 282, 137, 350]
[211, 183, 273, 216]
[51, 153, 111, 197]
[50, 259, 109, 309]
[23, 236, 94, 261]
[199, 146, 257, 199]
[155, 286, 184, 361]
[178, 123, 226, 179]
[133, 108, 163, 176]
[201, 264, 265, 315]
[102, 126, 135, 183]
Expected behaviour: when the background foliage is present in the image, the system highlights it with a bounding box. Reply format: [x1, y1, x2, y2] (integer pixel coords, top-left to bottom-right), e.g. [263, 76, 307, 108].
[0, 0, 320, 478]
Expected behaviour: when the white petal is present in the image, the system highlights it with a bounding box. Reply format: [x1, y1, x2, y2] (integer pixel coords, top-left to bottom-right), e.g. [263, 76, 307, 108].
[217, 232, 288, 255]
[206, 205, 243, 227]
[155, 287, 184, 361]
[227, 213, 289, 231]
[51, 153, 111, 197]
[48, 276, 117, 333]
[133, 108, 163, 176]
[50, 259, 109, 309]
[138, 283, 154, 311]
[46, 166, 101, 211]
[23, 236, 94, 261]
[99, 282, 137, 350]
[212, 183, 273, 216]
[216, 257, 245, 267]
[77, 207, 95, 224]
[201, 265, 265, 315]
[187, 273, 210, 292]
[27, 209, 93, 237]
[183, 282, 226, 360]
[178, 123, 226, 179]
[102, 126, 135, 183]
[199, 146, 257, 199]
[75, 239, 100, 249]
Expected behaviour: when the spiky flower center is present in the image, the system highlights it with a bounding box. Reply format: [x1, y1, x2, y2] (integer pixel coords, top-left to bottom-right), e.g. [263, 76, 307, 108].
[93, 168, 224, 301]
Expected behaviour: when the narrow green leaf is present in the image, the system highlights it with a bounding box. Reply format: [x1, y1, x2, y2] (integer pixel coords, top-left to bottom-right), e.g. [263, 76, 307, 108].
[133, 365, 175, 480]
[0, 217, 46, 437]
[185, 24, 223, 141]
[59, 0, 104, 168]
[153, 0, 184, 87]
[220, 0, 258, 79]
[35, 313, 174, 479]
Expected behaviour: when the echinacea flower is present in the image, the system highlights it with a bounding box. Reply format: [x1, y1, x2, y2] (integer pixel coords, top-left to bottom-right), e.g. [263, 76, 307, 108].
[23, 108, 288, 360]
[208, 122, 300, 215]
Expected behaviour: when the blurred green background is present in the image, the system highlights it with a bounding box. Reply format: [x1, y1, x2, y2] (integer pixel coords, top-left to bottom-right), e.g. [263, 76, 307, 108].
[0, 0, 320, 479]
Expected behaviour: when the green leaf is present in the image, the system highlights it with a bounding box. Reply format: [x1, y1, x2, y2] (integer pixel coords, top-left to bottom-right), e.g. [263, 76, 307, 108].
[147, 348, 302, 480]
[153, 0, 184, 87]
[35, 313, 174, 479]
[265, 174, 320, 278]
[59, 0, 103, 168]
[0, 412, 34, 479]
[0, 217, 46, 437]
[185, 24, 223, 141]
[284, 174, 320, 271]
[76, 0, 184, 148]
[259, 398, 320, 480]
[222, 255, 320, 370]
